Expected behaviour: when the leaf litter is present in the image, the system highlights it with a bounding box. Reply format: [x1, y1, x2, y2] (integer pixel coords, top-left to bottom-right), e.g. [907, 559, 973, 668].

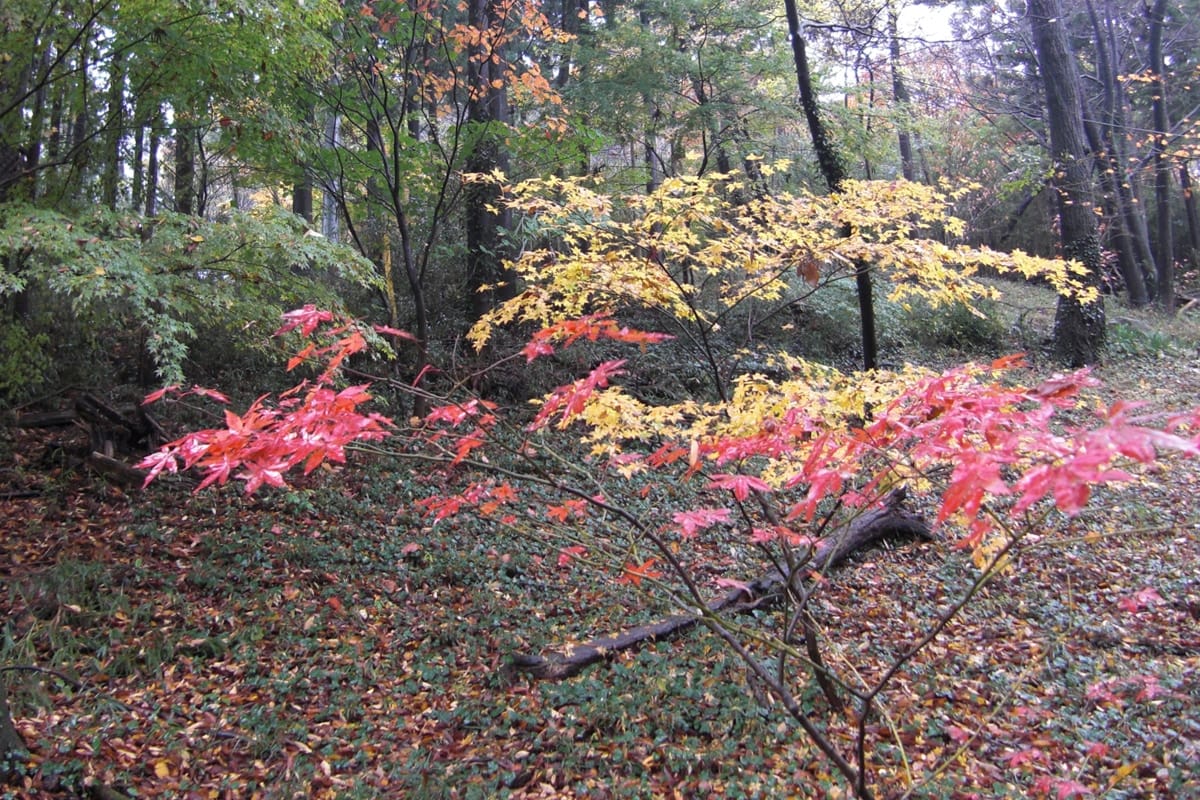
[1, 355, 1198, 798]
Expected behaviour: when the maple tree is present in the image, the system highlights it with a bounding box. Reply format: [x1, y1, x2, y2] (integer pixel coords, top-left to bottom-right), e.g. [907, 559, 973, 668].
[126, 173, 1200, 798]
[137, 298, 1200, 797]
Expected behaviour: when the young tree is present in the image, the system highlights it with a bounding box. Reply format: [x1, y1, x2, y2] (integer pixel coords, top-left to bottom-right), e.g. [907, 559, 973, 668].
[140, 282, 1200, 797]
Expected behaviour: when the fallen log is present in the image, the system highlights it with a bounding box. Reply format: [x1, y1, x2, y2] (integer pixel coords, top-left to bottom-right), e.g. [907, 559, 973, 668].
[509, 490, 931, 681]
[86, 452, 149, 489]
[13, 409, 79, 428]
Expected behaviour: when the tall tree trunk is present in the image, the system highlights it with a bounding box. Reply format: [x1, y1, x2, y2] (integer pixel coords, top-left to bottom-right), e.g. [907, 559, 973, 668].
[639, 9, 664, 194]
[1148, 0, 1174, 313]
[464, 0, 514, 320]
[69, 48, 91, 197]
[131, 122, 145, 211]
[554, 0, 583, 89]
[783, 0, 877, 371]
[888, 4, 915, 182]
[1084, 114, 1147, 304]
[321, 112, 342, 240]
[173, 114, 195, 215]
[292, 176, 313, 223]
[1028, 0, 1106, 366]
[101, 50, 124, 209]
[292, 105, 315, 223]
[145, 114, 160, 216]
[1083, 0, 1149, 305]
[21, 46, 52, 202]
[1096, 0, 1157, 297]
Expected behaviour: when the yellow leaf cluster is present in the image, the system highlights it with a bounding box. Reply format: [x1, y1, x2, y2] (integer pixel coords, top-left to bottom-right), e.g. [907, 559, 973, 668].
[469, 172, 1088, 352]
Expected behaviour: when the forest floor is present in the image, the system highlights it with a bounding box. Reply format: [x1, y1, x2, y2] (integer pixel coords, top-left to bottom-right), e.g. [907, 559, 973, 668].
[2, 284, 1200, 799]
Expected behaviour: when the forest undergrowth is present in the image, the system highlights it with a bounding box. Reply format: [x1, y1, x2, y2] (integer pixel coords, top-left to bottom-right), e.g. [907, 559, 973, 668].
[2, 283, 1199, 799]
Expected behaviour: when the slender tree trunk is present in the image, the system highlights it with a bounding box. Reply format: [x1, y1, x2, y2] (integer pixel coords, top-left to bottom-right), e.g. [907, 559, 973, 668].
[145, 115, 160, 216]
[1028, 0, 1106, 365]
[1148, 0, 1174, 313]
[69, 48, 91, 196]
[130, 122, 145, 211]
[21, 47, 52, 202]
[783, 0, 877, 370]
[554, 0, 583, 89]
[639, 9, 664, 194]
[292, 104, 315, 223]
[0, 680, 28, 770]
[292, 176, 313, 223]
[1083, 114, 1148, 304]
[1098, 0, 1157, 297]
[1083, 0, 1148, 305]
[321, 112, 341, 240]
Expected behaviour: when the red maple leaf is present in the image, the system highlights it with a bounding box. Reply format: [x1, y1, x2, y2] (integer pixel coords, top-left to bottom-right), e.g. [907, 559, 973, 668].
[672, 507, 731, 538]
[707, 473, 772, 502]
[617, 558, 663, 586]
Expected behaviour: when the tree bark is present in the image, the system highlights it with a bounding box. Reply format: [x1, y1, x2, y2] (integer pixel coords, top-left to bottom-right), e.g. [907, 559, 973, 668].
[1148, 0, 1174, 313]
[783, 0, 877, 370]
[1083, 0, 1149, 306]
[464, 0, 515, 320]
[888, 4, 915, 182]
[509, 492, 930, 680]
[1028, 0, 1106, 366]
[1181, 163, 1200, 257]
[1090, 0, 1158, 299]
[173, 119, 195, 215]
[144, 107, 160, 217]
[1083, 114, 1147, 304]
[101, 50, 124, 209]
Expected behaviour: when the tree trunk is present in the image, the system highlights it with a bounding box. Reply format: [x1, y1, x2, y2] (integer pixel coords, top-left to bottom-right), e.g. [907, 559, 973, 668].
[783, 0, 877, 370]
[145, 116, 160, 217]
[292, 104, 315, 224]
[101, 50, 124, 209]
[1092, 0, 1158, 298]
[888, 4, 915, 182]
[1181, 163, 1200, 257]
[130, 122, 145, 212]
[1083, 114, 1148, 304]
[0, 679, 28, 773]
[173, 117, 195, 215]
[1083, 0, 1149, 306]
[1028, 0, 1106, 366]
[320, 113, 341, 240]
[1148, 0, 1174, 314]
[292, 176, 313, 223]
[464, 0, 514, 320]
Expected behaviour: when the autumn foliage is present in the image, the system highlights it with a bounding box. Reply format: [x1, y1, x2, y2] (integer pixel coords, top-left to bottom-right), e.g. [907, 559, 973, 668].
[141, 302, 1200, 586]
[135, 177, 1200, 798]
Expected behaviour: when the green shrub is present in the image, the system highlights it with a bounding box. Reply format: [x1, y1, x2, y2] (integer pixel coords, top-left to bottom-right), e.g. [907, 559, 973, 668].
[0, 319, 52, 407]
[901, 295, 1008, 354]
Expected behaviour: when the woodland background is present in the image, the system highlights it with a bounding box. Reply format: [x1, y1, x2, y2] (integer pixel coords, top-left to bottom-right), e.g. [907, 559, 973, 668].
[2, 0, 1199, 797]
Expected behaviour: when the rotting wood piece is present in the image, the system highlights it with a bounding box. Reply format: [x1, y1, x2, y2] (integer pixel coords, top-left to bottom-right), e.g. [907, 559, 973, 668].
[508, 490, 931, 681]
[15, 392, 162, 454]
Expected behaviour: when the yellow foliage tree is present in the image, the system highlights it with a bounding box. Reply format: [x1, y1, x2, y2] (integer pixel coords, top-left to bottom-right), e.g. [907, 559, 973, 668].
[470, 171, 1095, 351]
